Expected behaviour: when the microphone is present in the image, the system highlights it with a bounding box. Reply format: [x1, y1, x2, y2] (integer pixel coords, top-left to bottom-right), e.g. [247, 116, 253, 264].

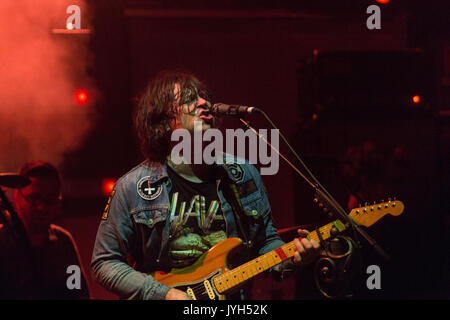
[211, 103, 260, 117]
[0, 173, 31, 189]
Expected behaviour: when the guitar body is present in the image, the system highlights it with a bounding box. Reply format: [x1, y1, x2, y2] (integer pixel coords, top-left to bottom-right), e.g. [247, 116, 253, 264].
[153, 237, 243, 300]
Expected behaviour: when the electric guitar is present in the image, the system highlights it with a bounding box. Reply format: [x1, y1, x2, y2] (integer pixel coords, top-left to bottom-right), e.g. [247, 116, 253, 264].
[153, 200, 404, 300]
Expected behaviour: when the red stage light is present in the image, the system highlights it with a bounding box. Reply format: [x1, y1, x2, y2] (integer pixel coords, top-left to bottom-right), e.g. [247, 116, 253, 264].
[102, 178, 116, 196]
[412, 95, 420, 104]
[376, 0, 390, 4]
[75, 89, 88, 105]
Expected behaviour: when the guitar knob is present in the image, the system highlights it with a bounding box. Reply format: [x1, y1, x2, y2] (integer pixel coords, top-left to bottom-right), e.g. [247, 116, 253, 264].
[321, 267, 329, 278]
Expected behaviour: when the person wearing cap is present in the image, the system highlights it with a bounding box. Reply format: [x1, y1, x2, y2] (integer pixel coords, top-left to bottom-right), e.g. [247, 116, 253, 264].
[1, 161, 90, 299]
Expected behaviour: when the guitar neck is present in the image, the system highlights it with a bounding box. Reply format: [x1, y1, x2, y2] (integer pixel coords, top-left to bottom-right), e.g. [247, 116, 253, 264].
[212, 219, 346, 294]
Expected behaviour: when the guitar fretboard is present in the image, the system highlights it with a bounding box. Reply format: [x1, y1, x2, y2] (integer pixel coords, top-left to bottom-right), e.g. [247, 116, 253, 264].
[212, 219, 346, 293]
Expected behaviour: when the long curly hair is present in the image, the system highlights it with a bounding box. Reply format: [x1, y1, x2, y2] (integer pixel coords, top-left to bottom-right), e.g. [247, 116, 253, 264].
[134, 70, 212, 162]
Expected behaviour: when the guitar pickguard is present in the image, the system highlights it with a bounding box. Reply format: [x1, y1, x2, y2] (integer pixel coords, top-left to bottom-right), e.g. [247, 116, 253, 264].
[171, 269, 225, 300]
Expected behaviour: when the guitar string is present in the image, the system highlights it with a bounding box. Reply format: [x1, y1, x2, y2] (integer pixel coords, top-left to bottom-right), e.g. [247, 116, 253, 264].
[187, 227, 328, 296]
[184, 205, 393, 299]
[190, 283, 213, 297]
[185, 211, 391, 298]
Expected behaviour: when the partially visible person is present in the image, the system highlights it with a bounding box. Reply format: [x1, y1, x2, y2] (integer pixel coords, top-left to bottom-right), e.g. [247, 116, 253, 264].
[0, 161, 90, 299]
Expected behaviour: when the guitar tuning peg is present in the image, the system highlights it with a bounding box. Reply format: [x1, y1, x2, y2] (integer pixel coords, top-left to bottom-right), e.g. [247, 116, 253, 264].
[313, 197, 319, 203]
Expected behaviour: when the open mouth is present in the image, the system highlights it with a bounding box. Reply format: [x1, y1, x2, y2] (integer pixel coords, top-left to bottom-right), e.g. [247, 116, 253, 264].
[197, 108, 214, 122]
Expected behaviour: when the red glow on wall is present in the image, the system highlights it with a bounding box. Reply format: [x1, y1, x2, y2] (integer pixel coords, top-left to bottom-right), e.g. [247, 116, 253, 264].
[102, 178, 116, 196]
[75, 89, 88, 105]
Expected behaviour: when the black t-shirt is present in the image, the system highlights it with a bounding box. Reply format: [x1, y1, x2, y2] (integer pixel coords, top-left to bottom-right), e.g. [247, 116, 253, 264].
[166, 166, 227, 268]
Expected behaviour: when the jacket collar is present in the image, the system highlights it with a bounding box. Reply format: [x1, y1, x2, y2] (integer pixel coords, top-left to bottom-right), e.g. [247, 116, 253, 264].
[143, 152, 244, 184]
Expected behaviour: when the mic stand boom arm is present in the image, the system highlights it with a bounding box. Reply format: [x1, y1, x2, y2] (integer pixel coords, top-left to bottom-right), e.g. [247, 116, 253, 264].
[239, 113, 390, 262]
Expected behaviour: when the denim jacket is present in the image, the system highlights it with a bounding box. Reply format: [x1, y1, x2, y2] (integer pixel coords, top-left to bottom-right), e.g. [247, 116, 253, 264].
[91, 157, 285, 300]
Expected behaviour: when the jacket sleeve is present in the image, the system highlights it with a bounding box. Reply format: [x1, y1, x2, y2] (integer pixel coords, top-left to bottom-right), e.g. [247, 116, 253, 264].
[90, 180, 170, 300]
[246, 164, 299, 279]
[246, 164, 285, 255]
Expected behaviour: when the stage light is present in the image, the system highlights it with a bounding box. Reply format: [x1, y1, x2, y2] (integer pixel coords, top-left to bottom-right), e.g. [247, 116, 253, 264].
[101, 178, 116, 196]
[412, 95, 420, 104]
[376, 0, 390, 4]
[75, 89, 88, 105]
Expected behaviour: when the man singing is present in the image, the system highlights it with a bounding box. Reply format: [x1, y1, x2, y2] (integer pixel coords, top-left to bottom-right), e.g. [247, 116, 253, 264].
[91, 70, 320, 300]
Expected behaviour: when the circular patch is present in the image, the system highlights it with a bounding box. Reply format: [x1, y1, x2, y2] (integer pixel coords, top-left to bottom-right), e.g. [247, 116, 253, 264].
[137, 176, 163, 201]
[226, 163, 244, 182]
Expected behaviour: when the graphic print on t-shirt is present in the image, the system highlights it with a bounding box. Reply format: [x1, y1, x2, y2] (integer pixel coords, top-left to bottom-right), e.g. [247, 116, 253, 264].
[167, 166, 227, 268]
[169, 193, 221, 237]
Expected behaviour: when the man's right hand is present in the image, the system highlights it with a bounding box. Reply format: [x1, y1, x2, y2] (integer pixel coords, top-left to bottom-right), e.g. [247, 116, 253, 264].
[165, 288, 190, 300]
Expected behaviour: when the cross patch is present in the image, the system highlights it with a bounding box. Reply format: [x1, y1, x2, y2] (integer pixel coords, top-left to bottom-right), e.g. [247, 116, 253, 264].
[137, 176, 163, 201]
[144, 185, 156, 195]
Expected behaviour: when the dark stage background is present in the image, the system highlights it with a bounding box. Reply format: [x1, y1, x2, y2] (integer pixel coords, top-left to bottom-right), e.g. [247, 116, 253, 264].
[9, 0, 448, 299]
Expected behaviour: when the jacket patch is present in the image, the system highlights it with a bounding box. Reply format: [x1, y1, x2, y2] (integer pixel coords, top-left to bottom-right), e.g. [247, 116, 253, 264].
[226, 163, 245, 183]
[137, 176, 163, 201]
[102, 189, 115, 220]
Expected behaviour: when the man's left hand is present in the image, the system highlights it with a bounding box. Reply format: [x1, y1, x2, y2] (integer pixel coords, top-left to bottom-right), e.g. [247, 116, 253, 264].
[292, 229, 321, 266]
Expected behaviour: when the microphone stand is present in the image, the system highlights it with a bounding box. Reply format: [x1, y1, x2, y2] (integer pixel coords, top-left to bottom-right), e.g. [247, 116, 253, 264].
[239, 113, 390, 262]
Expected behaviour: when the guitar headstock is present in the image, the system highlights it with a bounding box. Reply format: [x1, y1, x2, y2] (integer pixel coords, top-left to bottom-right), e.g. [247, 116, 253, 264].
[349, 199, 405, 227]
